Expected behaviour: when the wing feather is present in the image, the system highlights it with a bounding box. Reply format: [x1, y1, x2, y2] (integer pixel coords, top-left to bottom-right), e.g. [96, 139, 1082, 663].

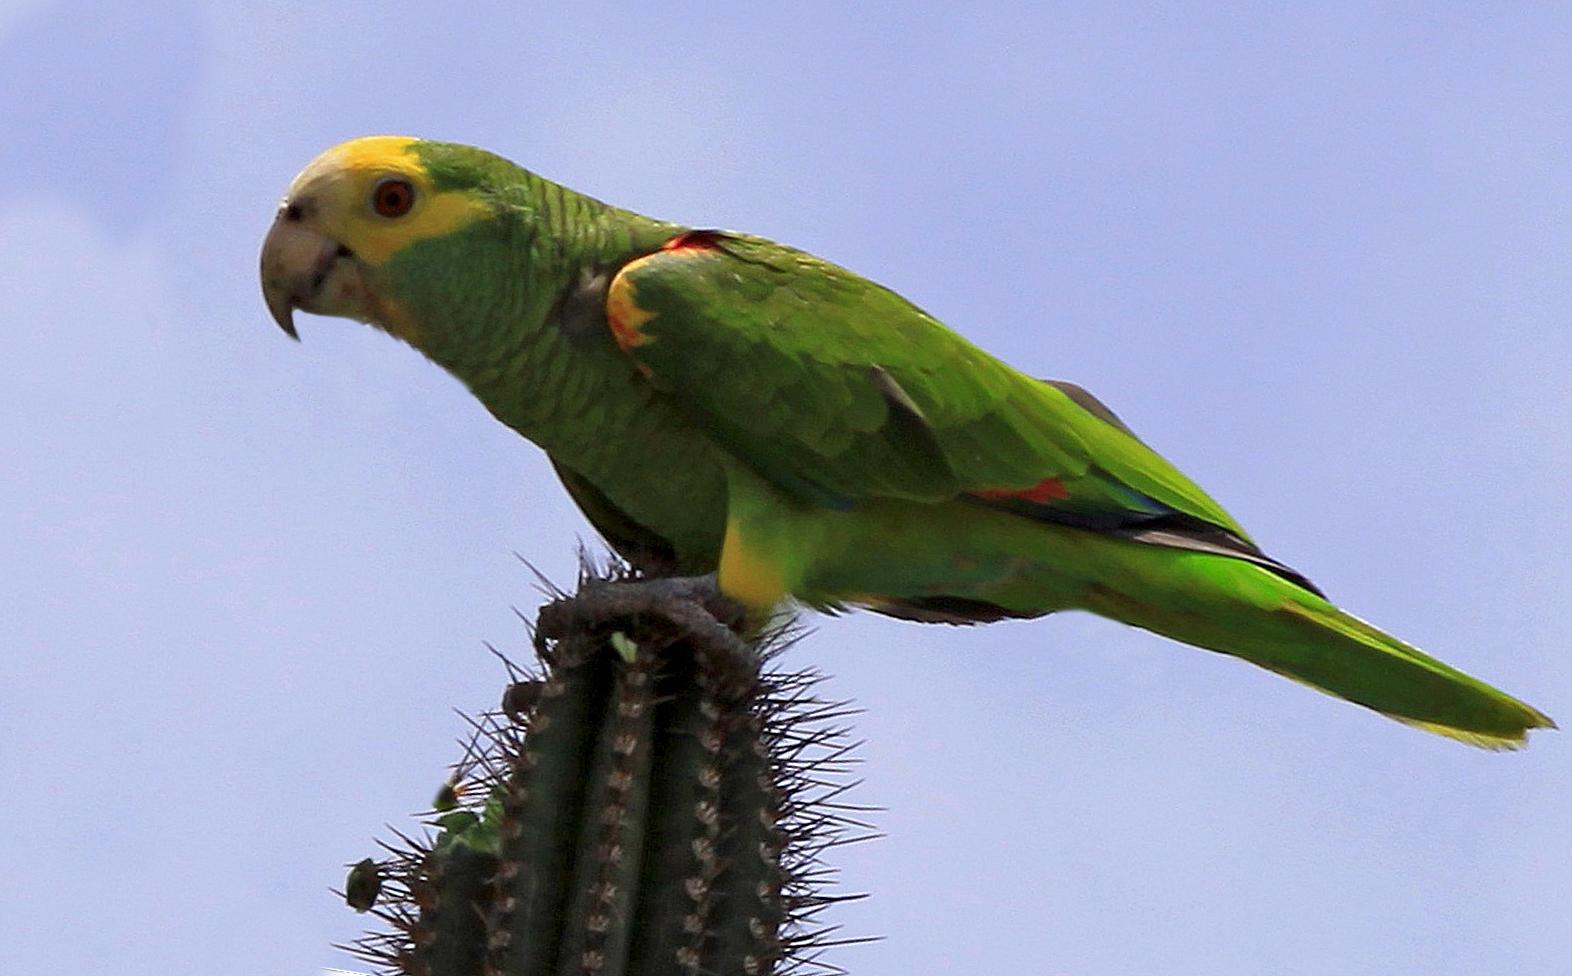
[609, 232, 1253, 543]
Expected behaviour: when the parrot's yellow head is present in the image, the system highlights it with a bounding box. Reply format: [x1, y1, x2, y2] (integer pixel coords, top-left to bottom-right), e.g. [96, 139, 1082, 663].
[259, 136, 491, 342]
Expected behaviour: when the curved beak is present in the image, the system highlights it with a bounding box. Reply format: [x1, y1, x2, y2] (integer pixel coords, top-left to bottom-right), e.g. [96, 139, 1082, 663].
[259, 204, 351, 341]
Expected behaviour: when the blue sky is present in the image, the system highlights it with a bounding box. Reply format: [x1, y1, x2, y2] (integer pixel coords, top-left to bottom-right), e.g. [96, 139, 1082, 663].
[3, 3, 1569, 973]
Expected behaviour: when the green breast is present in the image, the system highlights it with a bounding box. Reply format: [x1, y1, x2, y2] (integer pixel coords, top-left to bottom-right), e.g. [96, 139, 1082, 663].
[542, 369, 730, 574]
[381, 178, 729, 570]
[466, 306, 730, 573]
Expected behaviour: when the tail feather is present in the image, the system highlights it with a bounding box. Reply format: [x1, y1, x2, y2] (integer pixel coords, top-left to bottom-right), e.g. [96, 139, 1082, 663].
[1083, 557, 1554, 749]
[1279, 601, 1554, 749]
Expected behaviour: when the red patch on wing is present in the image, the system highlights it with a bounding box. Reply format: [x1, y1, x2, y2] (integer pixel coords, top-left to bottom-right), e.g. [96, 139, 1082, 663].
[971, 477, 1070, 504]
[661, 229, 725, 252]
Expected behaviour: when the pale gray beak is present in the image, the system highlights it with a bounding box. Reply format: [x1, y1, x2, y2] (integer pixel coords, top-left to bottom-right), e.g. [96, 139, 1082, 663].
[259, 201, 350, 341]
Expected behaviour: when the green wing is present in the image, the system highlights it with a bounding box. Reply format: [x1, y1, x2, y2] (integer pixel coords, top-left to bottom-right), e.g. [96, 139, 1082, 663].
[610, 232, 1251, 543]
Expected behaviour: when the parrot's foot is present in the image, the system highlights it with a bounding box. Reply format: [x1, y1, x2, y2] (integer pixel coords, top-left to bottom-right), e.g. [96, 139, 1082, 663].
[534, 573, 753, 664]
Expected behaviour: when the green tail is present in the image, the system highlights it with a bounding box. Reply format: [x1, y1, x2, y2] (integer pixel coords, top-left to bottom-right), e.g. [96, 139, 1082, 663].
[1081, 550, 1555, 749]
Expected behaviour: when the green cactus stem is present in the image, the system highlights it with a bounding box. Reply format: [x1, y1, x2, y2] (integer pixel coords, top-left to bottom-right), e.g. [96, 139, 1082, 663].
[342, 566, 872, 976]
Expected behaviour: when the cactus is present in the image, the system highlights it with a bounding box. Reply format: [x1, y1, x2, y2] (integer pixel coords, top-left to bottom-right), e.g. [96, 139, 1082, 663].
[341, 565, 871, 976]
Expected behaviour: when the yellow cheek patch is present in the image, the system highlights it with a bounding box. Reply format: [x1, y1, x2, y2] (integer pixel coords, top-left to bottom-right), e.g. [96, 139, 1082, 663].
[351, 189, 490, 266]
[606, 259, 659, 353]
[718, 517, 789, 609]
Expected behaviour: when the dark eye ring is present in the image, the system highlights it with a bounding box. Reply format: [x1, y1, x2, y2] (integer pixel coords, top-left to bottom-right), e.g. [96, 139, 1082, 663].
[372, 177, 415, 218]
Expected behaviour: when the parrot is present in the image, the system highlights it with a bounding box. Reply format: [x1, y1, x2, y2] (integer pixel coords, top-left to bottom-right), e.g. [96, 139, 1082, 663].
[260, 136, 1552, 748]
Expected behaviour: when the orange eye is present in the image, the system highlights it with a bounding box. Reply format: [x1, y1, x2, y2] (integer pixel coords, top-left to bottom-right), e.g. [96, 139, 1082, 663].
[371, 178, 415, 218]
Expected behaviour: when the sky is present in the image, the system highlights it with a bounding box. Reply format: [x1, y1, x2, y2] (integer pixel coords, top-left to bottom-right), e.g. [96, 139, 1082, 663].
[2, 2, 1569, 974]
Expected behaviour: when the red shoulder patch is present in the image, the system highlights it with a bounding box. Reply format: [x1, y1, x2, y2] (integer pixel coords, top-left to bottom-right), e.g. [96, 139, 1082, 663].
[661, 229, 725, 252]
[970, 477, 1069, 504]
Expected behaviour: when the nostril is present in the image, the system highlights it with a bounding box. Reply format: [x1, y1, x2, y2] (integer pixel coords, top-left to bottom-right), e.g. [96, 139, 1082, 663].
[336, 243, 354, 259]
[283, 202, 304, 222]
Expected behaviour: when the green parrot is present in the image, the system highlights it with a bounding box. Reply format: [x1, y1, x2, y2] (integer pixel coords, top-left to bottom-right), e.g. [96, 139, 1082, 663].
[260, 136, 1552, 748]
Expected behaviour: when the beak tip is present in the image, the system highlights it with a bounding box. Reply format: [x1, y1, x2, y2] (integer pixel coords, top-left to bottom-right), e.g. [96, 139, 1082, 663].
[273, 307, 302, 342]
[263, 284, 301, 341]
